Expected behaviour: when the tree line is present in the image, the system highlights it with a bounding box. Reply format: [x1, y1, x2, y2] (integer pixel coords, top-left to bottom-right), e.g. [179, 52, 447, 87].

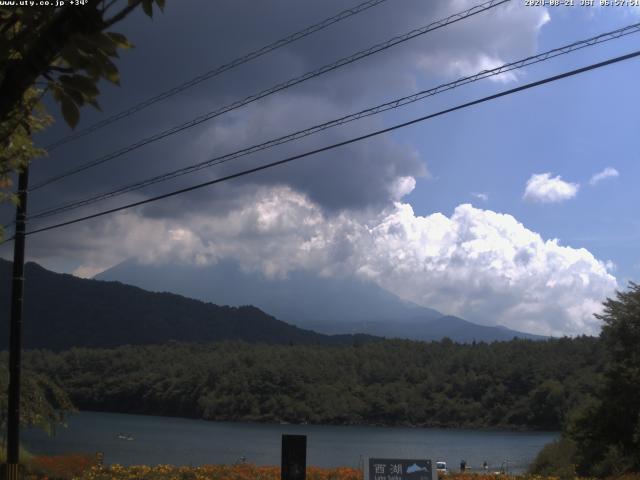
[23, 336, 604, 431]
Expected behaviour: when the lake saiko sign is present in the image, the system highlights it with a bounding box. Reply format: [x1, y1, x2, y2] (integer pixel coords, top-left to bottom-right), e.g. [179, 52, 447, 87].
[366, 458, 432, 480]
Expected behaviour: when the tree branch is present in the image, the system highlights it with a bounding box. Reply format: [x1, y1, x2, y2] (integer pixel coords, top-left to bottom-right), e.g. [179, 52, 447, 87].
[103, 0, 121, 13]
[0, 13, 18, 35]
[103, 0, 142, 28]
[47, 65, 73, 73]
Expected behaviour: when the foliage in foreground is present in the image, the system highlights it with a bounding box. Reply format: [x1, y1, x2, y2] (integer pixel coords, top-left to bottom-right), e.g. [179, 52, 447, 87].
[20, 457, 640, 480]
[566, 283, 640, 476]
[0, 0, 165, 228]
[18, 452, 640, 480]
[0, 354, 75, 436]
[528, 437, 577, 480]
[68, 468, 535, 480]
[530, 283, 640, 477]
[24, 460, 361, 480]
[26, 453, 95, 480]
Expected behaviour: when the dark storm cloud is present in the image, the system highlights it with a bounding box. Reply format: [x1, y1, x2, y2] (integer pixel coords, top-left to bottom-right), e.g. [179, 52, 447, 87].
[9, 0, 547, 232]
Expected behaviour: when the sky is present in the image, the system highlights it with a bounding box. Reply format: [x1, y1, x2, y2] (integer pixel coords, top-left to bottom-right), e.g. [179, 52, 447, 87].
[2, 0, 639, 337]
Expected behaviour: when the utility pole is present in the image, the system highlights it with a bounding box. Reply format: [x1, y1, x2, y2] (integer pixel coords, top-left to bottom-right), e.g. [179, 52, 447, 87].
[4, 165, 29, 480]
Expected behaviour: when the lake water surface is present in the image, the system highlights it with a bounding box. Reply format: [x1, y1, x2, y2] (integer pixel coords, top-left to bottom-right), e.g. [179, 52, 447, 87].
[23, 411, 558, 473]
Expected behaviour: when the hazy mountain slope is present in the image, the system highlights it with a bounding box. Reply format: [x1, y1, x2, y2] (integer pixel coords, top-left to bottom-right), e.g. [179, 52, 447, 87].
[97, 259, 443, 324]
[97, 260, 546, 342]
[0, 259, 376, 350]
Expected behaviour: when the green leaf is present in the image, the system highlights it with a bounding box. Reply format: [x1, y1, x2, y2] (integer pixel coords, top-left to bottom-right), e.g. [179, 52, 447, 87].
[73, 34, 97, 55]
[62, 86, 85, 107]
[155, 0, 165, 12]
[91, 32, 119, 56]
[100, 56, 120, 85]
[142, 0, 153, 17]
[84, 61, 102, 80]
[60, 45, 83, 69]
[50, 83, 62, 102]
[59, 74, 99, 98]
[106, 32, 133, 50]
[86, 98, 102, 111]
[60, 93, 80, 129]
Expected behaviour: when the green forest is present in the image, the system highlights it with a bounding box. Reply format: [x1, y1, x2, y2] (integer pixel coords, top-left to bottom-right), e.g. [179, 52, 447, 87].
[23, 336, 603, 431]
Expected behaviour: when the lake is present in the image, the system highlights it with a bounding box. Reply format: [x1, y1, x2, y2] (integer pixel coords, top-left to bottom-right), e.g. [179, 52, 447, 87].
[23, 411, 558, 473]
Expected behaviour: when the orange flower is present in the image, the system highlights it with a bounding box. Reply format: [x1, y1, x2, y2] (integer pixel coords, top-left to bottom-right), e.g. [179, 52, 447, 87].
[27, 453, 95, 479]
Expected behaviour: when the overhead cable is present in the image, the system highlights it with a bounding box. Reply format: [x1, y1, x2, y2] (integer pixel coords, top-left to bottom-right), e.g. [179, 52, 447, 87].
[27, 22, 640, 221]
[43, 0, 391, 151]
[30, 0, 508, 191]
[18, 49, 640, 240]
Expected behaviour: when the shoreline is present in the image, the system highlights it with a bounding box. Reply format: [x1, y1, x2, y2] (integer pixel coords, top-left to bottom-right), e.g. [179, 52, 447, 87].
[67, 408, 560, 434]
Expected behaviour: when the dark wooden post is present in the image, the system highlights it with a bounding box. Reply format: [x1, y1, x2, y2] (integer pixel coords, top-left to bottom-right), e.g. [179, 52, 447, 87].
[281, 434, 306, 480]
[4, 166, 29, 480]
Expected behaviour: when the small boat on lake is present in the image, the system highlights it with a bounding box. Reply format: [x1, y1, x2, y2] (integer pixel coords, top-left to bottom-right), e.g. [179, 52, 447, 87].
[116, 433, 134, 441]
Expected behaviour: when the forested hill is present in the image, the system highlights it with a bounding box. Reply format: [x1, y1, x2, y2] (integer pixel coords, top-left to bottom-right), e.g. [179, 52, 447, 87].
[0, 259, 376, 350]
[24, 337, 604, 430]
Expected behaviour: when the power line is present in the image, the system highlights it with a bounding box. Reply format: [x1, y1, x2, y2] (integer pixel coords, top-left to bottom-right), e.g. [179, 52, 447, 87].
[17, 49, 640, 240]
[43, 0, 391, 151]
[27, 21, 640, 222]
[30, 0, 508, 192]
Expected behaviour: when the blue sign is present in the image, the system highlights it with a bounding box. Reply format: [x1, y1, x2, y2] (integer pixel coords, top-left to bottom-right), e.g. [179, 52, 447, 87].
[368, 458, 432, 480]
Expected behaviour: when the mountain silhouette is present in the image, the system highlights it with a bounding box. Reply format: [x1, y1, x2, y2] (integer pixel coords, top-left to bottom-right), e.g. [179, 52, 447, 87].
[98, 259, 546, 342]
[0, 259, 377, 350]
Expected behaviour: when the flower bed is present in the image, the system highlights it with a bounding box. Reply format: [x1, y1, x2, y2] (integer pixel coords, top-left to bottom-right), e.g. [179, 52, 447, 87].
[22, 455, 640, 480]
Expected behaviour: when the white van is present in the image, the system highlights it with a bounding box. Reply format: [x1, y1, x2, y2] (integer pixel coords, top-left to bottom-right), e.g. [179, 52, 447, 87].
[436, 461, 448, 476]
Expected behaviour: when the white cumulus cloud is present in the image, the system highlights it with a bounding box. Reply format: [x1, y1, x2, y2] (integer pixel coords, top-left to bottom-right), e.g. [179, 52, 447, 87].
[416, 1, 550, 83]
[355, 202, 615, 336]
[389, 176, 417, 200]
[523, 173, 579, 203]
[589, 167, 619, 186]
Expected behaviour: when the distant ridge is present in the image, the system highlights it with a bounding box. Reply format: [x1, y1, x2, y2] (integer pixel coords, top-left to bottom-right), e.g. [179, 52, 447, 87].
[306, 315, 547, 342]
[98, 259, 547, 342]
[0, 259, 377, 350]
[97, 259, 443, 324]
